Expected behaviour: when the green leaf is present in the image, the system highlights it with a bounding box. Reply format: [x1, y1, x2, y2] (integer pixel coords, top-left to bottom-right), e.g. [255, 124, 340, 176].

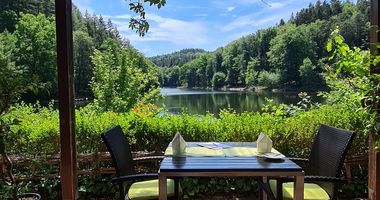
[327, 40, 332, 52]
[335, 36, 343, 44]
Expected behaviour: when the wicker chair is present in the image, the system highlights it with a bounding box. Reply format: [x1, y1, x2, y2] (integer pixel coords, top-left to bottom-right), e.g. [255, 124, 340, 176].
[101, 126, 181, 200]
[266, 124, 355, 200]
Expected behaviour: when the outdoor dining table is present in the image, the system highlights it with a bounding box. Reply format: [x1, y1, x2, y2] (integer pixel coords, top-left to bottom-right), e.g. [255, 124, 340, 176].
[158, 142, 304, 200]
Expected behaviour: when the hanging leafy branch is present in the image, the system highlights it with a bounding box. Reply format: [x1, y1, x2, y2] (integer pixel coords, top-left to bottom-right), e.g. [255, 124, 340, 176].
[127, 0, 271, 36]
[326, 28, 380, 148]
[128, 0, 166, 37]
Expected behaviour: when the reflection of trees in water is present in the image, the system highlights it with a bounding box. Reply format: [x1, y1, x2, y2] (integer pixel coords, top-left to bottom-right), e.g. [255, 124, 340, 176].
[157, 92, 304, 115]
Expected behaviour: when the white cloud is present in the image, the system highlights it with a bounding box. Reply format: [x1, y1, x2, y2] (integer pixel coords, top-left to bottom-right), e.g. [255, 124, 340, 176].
[220, 0, 298, 32]
[270, 2, 285, 9]
[233, 0, 262, 6]
[73, 0, 94, 13]
[227, 6, 236, 12]
[221, 13, 277, 32]
[112, 14, 208, 47]
[104, 14, 131, 19]
[193, 13, 208, 17]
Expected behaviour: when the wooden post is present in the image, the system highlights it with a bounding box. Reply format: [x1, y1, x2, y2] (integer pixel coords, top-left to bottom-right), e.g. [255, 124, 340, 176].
[55, 0, 77, 199]
[369, 0, 380, 199]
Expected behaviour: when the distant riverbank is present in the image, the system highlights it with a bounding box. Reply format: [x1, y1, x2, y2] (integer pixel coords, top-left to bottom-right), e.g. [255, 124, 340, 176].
[173, 85, 324, 93]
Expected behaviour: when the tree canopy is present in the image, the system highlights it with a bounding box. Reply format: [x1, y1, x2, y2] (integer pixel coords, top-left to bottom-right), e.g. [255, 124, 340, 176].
[155, 0, 370, 90]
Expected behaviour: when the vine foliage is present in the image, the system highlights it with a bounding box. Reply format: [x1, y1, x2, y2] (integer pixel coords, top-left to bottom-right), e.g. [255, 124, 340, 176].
[326, 28, 380, 148]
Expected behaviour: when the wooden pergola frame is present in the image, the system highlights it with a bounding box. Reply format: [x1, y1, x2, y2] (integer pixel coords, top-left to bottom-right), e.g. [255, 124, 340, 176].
[370, 1, 380, 199]
[54, 0, 380, 199]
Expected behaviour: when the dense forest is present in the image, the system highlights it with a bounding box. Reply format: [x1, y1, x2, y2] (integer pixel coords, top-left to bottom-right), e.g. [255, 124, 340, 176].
[0, 0, 159, 107]
[0, 0, 370, 104]
[155, 0, 370, 90]
[150, 48, 206, 68]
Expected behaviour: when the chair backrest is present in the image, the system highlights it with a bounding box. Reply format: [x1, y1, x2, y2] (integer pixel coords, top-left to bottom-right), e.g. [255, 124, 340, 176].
[101, 126, 134, 177]
[308, 124, 355, 198]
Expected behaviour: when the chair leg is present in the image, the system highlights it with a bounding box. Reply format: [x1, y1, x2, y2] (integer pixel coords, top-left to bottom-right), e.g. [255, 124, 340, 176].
[257, 178, 276, 200]
[119, 183, 125, 200]
[276, 179, 283, 200]
[174, 178, 180, 200]
[258, 177, 263, 200]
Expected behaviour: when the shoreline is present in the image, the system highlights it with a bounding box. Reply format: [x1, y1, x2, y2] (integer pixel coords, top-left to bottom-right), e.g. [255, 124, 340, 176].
[169, 86, 324, 93]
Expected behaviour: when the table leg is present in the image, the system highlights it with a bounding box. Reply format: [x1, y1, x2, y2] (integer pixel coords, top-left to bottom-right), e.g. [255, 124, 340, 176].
[262, 176, 268, 200]
[294, 174, 304, 200]
[159, 174, 167, 200]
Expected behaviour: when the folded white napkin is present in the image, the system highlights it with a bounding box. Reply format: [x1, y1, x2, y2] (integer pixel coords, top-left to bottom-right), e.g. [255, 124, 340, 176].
[171, 132, 187, 156]
[257, 132, 272, 153]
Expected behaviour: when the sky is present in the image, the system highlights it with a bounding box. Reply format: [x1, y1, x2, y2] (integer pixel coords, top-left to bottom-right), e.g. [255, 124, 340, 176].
[73, 0, 323, 57]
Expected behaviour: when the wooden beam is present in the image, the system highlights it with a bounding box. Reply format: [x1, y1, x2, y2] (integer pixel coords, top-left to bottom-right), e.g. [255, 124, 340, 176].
[55, 0, 77, 199]
[369, 0, 380, 199]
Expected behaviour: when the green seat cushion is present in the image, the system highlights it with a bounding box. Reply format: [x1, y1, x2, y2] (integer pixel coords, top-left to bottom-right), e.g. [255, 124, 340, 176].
[128, 179, 178, 200]
[269, 180, 330, 200]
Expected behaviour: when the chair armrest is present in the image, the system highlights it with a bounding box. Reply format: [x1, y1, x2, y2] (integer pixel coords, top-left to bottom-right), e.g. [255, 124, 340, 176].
[304, 176, 347, 183]
[111, 173, 158, 184]
[133, 156, 164, 162]
[272, 176, 346, 184]
[288, 157, 309, 170]
[18, 193, 41, 200]
[288, 157, 309, 163]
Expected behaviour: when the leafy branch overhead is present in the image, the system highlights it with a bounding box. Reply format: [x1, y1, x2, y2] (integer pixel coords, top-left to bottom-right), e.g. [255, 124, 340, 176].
[128, 0, 166, 37]
[127, 0, 271, 36]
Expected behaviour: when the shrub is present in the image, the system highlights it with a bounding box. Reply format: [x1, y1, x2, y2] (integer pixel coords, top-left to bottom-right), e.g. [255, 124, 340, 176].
[2, 102, 367, 157]
[257, 71, 281, 88]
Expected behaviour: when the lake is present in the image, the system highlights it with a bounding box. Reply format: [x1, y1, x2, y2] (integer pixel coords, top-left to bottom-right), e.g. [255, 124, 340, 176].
[157, 88, 321, 115]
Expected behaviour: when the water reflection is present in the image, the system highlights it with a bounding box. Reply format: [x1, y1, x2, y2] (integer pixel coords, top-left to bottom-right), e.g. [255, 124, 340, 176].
[156, 88, 318, 116]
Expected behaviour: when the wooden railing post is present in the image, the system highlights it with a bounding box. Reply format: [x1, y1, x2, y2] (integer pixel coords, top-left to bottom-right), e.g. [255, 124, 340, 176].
[55, 0, 77, 199]
[369, 0, 380, 199]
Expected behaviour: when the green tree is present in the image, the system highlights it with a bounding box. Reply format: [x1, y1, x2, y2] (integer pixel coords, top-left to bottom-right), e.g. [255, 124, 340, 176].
[330, 0, 342, 15]
[299, 57, 323, 88]
[257, 71, 281, 88]
[167, 66, 181, 86]
[268, 24, 316, 84]
[245, 58, 259, 86]
[0, 0, 55, 32]
[181, 62, 197, 87]
[91, 39, 160, 113]
[13, 13, 56, 101]
[214, 49, 224, 73]
[149, 48, 205, 68]
[0, 32, 25, 115]
[73, 31, 95, 97]
[212, 72, 226, 89]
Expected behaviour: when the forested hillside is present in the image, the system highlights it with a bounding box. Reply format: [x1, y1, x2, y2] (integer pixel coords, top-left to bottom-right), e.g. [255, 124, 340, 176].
[0, 0, 158, 105]
[156, 0, 370, 90]
[149, 48, 206, 67]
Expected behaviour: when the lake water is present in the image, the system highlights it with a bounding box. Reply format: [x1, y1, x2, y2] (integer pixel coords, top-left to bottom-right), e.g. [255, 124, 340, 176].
[157, 88, 320, 115]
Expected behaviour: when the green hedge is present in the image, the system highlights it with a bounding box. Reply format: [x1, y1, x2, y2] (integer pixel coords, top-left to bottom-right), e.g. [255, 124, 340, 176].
[0, 102, 368, 199]
[2, 102, 367, 157]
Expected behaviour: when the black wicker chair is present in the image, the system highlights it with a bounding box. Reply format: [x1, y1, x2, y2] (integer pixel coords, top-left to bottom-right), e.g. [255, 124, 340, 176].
[101, 126, 181, 200]
[266, 124, 355, 200]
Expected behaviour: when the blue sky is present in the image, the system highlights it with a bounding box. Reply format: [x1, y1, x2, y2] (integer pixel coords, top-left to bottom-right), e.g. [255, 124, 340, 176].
[73, 0, 323, 57]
